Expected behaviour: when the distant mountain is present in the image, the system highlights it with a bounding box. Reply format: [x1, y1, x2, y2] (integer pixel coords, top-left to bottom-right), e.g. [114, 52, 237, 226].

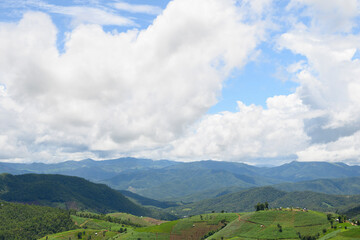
[102, 161, 282, 200]
[101, 160, 360, 200]
[0, 157, 178, 181]
[119, 190, 179, 208]
[273, 176, 360, 195]
[0, 173, 175, 220]
[1, 159, 360, 202]
[258, 161, 360, 182]
[169, 186, 360, 216]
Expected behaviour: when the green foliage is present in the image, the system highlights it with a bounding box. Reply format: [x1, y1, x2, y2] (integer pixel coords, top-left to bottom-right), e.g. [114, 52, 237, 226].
[0, 201, 75, 240]
[0, 173, 175, 220]
[255, 202, 269, 211]
[75, 212, 143, 228]
[170, 186, 360, 216]
[212, 210, 329, 240]
[274, 176, 360, 195]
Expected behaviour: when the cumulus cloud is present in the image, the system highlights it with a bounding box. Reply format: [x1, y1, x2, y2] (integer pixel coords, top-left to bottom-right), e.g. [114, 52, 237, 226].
[297, 130, 360, 164]
[2, 0, 360, 165]
[271, 0, 360, 163]
[168, 94, 311, 164]
[0, 0, 265, 162]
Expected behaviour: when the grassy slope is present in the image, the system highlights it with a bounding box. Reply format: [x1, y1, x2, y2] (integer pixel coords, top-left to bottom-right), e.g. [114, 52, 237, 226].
[38, 209, 360, 240]
[212, 210, 329, 239]
[121, 213, 238, 240]
[41, 211, 152, 240]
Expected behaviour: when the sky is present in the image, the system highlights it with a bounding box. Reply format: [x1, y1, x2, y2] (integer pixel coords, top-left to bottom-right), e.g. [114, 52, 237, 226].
[1, 0, 360, 165]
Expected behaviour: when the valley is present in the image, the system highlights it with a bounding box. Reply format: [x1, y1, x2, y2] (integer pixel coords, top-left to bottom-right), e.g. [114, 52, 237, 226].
[1, 158, 360, 239]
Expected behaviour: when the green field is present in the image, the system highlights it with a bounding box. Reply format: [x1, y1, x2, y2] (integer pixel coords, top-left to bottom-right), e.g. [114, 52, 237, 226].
[39, 229, 120, 240]
[119, 213, 237, 240]
[107, 212, 156, 227]
[37, 209, 360, 240]
[210, 210, 330, 240]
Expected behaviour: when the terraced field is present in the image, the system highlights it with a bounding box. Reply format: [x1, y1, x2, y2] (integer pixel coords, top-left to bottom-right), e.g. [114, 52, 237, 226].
[211, 210, 329, 239]
[39, 210, 360, 240]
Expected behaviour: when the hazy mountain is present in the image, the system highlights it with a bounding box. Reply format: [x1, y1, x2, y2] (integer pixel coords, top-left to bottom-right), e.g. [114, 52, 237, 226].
[102, 161, 282, 200]
[101, 160, 360, 200]
[259, 161, 360, 182]
[0, 157, 178, 181]
[1, 158, 360, 202]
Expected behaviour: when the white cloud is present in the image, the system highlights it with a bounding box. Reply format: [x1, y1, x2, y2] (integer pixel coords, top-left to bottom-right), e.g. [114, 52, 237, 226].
[297, 130, 360, 164]
[0, 0, 265, 163]
[3, 0, 360, 165]
[113, 2, 162, 15]
[168, 94, 311, 163]
[287, 0, 360, 33]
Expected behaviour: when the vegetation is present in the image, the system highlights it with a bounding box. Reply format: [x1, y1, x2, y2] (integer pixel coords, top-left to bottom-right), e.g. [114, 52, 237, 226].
[169, 186, 360, 216]
[0, 201, 75, 240]
[274, 176, 360, 195]
[2, 159, 360, 202]
[0, 173, 175, 220]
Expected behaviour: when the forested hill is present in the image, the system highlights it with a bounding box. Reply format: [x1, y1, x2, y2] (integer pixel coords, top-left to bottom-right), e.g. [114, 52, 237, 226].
[0, 173, 174, 220]
[0, 201, 75, 239]
[170, 186, 360, 216]
[273, 176, 360, 195]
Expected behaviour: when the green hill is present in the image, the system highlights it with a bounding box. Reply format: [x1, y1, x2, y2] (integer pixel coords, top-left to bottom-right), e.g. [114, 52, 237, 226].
[273, 176, 360, 195]
[0, 173, 174, 220]
[169, 186, 360, 216]
[212, 210, 330, 239]
[0, 201, 75, 240]
[35, 208, 360, 240]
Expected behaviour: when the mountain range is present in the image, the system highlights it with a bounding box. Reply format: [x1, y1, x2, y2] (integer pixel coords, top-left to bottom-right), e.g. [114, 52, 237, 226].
[1, 158, 360, 201]
[169, 186, 360, 217]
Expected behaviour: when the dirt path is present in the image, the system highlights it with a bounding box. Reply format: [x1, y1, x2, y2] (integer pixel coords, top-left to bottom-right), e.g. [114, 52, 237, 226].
[80, 219, 91, 227]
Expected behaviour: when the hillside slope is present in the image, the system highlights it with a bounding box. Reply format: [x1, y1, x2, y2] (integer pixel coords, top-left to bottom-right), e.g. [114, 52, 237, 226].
[0, 201, 75, 239]
[273, 176, 360, 195]
[0, 173, 174, 219]
[170, 186, 360, 216]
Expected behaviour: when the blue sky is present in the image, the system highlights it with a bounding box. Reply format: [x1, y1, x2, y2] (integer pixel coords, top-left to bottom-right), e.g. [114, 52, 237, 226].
[1, 0, 360, 165]
[0, 0, 301, 111]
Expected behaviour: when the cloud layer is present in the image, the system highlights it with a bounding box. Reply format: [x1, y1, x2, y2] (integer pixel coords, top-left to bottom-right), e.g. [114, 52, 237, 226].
[0, 0, 264, 162]
[1, 0, 360, 165]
